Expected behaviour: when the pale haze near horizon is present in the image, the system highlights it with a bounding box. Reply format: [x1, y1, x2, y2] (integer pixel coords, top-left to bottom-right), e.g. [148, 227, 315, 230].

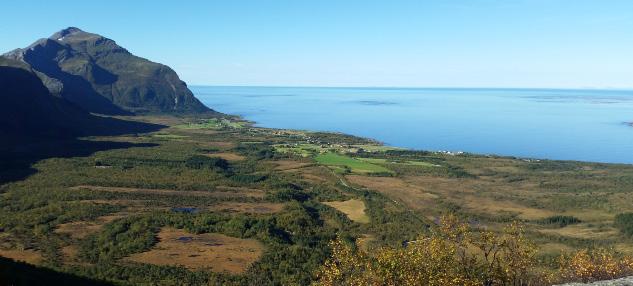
[1, 0, 632, 89]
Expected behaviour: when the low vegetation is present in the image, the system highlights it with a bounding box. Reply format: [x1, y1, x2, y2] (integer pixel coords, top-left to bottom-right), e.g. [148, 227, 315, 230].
[323, 199, 370, 224]
[614, 212, 633, 237]
[316, 215, 633, 286]
[125, 228, 263, 273]
[2, 115, 633, 285]
[315, 153, 393, 175]
[538, 215, 582, 228]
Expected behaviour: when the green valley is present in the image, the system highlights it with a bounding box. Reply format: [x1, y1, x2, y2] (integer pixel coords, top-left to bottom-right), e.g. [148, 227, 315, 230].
[2, 115, 633, 285]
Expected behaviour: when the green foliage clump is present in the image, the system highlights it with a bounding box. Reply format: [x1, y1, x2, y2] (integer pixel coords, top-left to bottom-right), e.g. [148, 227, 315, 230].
[236, 143, 275, 160]
[268, 189, 311, 202]
[614, 213, 633, 237]
[184, 155, 229, 171]
[80, 216, 158, 263]
[230, 173, 268, 183]
[538, 215, 581, 228]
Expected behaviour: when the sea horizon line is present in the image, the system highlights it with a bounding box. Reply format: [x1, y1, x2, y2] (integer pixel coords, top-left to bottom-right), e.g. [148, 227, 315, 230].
[189, 85, 633, 92]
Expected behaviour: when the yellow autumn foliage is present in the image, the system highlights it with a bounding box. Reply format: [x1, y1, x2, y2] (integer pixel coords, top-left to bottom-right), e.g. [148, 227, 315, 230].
[315, 215, 633, 286]
[558, 248, 633, 283]
[315, 215, 543, 286]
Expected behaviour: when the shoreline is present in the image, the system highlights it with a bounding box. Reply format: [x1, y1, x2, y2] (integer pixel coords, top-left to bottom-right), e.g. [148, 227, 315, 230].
[220, 113, 631, 166]
[192, 85, 633, 166]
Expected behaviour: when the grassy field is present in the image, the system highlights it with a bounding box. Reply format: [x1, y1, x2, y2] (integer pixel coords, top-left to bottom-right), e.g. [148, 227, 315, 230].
[323, 199, 370, 223]
[152, 133, 189, 139]
[125, 228, 263, 273]
[203, 152, 246, 161]
[357, 157, 439, 167]
[315, 152, 393, 174]
[173, 118, 249, 130]
[273, 143, 323, 157]
[2, 114, 633, 285]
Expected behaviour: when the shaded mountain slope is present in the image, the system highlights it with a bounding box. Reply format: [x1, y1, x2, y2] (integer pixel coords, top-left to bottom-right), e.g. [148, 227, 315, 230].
[3, 27, 212, 114]
[0, 62, 164, 145]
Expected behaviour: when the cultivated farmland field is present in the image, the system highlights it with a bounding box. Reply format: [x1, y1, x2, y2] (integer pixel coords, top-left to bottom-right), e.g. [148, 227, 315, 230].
[315, 152, 393, 174]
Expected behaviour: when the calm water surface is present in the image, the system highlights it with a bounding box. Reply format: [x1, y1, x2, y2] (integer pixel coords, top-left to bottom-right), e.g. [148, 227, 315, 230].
[192, 86, 633, 164]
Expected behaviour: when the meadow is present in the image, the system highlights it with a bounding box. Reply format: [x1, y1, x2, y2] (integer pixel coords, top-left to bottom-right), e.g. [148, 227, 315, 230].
[314, 153, 393, 175]
[2, 114, 633, 285]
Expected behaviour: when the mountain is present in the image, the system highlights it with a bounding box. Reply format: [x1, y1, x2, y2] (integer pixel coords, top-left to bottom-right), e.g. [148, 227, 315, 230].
[3, 27, 211, 114]
[0, 57, 163, 146]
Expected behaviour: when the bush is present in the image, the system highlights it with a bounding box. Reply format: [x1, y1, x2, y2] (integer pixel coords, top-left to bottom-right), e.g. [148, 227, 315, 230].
[614, 213, 633, 236]
[269, 189, 311, 202]
[315, 215, 543, 286]
[558, 248, 633, 283]
[230, 173, 267, 183]
[538, 215, 581, 228]
[184, 155, 229, 170]
[235, 143, 275, 160]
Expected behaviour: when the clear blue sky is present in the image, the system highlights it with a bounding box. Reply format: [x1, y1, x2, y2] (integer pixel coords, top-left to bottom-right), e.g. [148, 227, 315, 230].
[2, 0, 632, 88]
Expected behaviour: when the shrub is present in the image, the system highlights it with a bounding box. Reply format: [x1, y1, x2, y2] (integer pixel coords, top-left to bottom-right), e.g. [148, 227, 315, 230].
[229, 173, 267, 183]
[184, 155, 229, 170]
[315, 215, 543, 286]
[558, 248, 633, 283]
[538, 215, 581, 228]
[614, 213, 633, 236]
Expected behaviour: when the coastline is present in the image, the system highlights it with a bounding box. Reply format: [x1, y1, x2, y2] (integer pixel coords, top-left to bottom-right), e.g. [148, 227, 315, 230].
[193, 86, 633, 165]
[220, 113, 630, 166]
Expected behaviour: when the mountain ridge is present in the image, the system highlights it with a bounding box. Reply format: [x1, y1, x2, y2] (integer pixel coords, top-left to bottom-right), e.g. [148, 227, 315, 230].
[2, 27, 212, 115]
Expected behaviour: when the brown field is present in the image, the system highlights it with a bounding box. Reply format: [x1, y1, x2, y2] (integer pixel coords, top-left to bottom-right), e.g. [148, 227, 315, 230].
[291, 166, 339, 183]
[211, 202, 285, 214]
[55, 213, 127, 239]
[55, 221, 104, 239]
[273, 160, 313, 171]
[0, 249, 42, 265]
[60, 245, 81, 265]
[323, 199, 370, 223]
[71, 185, 265, 198]
[119, 115, 184, 126]
[214, 186, 267, 197]
[125, 228, 263, 274]
[200, 141, 236, 149]
[79, 199, 148, 205]
[402, 176, 480, 196]
[409, 175, 537, 204]
[301, 173, 329, 183]
[561, 209, 614, 222]
[346, 175, 438, 213]
[538, 223, 620, 240]
[459, 195, 554, 220]
[205, 152, 246, 161]
[180, 129, 221, 135]
[347, 175, 557, 220]
[538, 242, 574, 255]
[79, 200, 156, 213]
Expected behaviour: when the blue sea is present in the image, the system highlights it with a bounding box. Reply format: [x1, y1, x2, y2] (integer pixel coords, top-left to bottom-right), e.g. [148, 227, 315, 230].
[192, 86, 633, 164]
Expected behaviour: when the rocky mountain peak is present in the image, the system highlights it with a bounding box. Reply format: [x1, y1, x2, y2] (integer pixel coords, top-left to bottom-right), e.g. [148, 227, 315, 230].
[50, 27, 85, 40]
[1, 27, 212, 115]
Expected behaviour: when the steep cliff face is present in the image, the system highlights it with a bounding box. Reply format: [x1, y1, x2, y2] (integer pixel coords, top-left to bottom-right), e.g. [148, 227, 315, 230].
[3, 27, 211, 115]
[0, 63, 83, 139]
[0, 58, 163, 144]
